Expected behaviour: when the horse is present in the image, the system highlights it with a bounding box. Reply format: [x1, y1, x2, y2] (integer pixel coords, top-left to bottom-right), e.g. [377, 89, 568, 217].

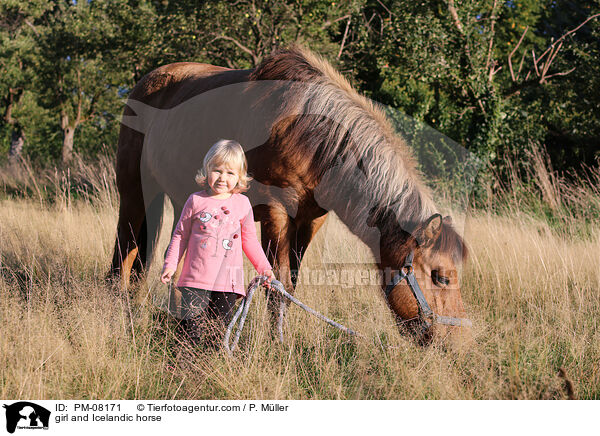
[108, 45, 470, 343]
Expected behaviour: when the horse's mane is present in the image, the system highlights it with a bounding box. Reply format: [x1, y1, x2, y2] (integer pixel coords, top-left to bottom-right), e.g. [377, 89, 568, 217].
[249, 45, 437, 234]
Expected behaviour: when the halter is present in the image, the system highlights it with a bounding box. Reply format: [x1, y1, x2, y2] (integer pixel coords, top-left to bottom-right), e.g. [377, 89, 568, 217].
[384, 251, 472, 333]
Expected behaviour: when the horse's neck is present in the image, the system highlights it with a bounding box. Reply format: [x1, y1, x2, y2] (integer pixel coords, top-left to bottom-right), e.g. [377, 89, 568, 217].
[314, 181, 421, 261]
[309, 136, 435, 256]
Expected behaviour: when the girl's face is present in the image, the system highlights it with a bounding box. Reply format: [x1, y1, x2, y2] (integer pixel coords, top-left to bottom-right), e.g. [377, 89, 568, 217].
[207, 163, 240, 196]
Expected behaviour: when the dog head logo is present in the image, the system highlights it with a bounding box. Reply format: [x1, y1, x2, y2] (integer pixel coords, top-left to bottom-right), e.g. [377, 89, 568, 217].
[3, 402, 50, 434]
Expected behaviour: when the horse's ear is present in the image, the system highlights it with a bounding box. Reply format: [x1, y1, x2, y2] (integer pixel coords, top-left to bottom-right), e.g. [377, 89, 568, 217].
[415, 214, 442, 247]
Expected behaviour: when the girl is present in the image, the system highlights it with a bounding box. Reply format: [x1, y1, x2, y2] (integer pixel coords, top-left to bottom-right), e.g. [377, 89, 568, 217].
[161, 139, 276, 346]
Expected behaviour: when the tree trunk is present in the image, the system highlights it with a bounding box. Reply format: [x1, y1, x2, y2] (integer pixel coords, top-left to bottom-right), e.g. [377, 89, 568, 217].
[4, 89, 25, 161]
[8, 125, 25, 162]
[61, 110, 76, 164]
[62, 125, 75, 164]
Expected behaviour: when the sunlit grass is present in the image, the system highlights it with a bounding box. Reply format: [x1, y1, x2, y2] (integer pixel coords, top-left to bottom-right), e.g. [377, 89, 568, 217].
[1, 156, 598, 399]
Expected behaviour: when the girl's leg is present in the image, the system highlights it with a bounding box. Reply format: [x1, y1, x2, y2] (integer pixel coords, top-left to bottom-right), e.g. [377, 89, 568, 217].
[203, 292, 240, 347]
[178, 287, 211, 343]
[210, 291, 240, 321]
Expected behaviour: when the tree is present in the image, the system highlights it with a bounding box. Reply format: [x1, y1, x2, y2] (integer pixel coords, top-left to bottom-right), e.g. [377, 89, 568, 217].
[147, 0, 358, 69]
[535, 0, 600, 168]
[35, 0, 132, 164]
[343, 0, 599, 177]
[0, 0, 52, 161]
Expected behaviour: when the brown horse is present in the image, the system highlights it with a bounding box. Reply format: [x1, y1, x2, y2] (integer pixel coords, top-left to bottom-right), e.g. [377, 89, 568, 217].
[109, 46, 469, 342]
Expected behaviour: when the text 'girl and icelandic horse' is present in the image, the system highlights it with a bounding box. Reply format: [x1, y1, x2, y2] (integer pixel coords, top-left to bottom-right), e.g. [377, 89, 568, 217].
[109, 46, 471, 343]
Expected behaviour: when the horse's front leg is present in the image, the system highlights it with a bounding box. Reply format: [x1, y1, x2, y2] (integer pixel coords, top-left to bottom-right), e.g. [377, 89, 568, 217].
[258, 205, 295, 342]
[289, 214, 328, 289]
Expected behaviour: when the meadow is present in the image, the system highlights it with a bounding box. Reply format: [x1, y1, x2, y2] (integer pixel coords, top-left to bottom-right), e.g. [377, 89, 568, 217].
[1, 155, 598, 399]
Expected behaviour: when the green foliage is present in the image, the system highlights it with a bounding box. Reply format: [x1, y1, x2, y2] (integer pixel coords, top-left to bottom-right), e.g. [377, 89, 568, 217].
[7, 90, 60, 162]
[150, 0, 353, 68]
[335, 0, 599, 205]
[0, 1, 54, 159]
[0, 0, 598, 190]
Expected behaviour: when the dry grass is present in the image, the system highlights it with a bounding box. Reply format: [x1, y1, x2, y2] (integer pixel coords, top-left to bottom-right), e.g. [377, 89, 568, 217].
[1, 155, 598, 399]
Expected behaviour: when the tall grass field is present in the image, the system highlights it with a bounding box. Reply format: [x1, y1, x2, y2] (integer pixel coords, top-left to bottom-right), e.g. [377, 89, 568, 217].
[1, 155, 599, 399]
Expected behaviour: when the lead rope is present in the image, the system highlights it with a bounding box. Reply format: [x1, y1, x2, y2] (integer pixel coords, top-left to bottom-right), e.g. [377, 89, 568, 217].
[224, 276, 359, 354]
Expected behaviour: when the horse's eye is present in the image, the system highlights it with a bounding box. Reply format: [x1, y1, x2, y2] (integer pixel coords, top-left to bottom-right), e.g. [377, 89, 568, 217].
[431, 270, 450, 286]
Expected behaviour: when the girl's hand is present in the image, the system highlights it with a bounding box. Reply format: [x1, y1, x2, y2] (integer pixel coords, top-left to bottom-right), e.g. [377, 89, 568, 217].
[161, 268, 175, 284]
[263, 270, 276, 289]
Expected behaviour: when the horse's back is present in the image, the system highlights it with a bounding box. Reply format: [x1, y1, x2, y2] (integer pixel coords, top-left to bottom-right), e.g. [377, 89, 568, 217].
[116, 62, 252, 190]
[128, 62, 252, 109]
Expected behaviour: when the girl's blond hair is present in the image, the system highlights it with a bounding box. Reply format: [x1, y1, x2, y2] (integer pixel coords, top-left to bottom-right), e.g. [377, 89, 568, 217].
[195, 139, 252, 193]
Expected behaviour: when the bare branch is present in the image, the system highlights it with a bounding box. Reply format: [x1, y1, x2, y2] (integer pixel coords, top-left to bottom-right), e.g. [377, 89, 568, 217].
[321, 14, 351, 30]
[375, 0, 394, 18]
[205, 47, 237, 69]
[450, 106, 476, 120]
[210, 34, 259, 65]
[23, 19, 39, 37]
[250, 0, 264, 47]
[508, 26, 529, 82]
[446, 0, 475, 70]
[532, 49, 540, 77]
[534, 13, 600, 83]
[540, 41, 563, 83]
[82, 89, 102, 123]
[537, 13, 600, 64]
[543, 67, 576, 81]
[488, 62, 502, 82]
[517, 49, 527, 77]
[362, 11, 375, 33]
[447, 0, 463, 34]
[338, 16, 351, 59]
[476, 98, 486, 115]
[485, 0, 499, 74]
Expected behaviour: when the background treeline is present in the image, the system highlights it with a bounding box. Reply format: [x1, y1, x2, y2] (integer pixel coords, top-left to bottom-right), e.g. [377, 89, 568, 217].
[1, 0, 599, 182]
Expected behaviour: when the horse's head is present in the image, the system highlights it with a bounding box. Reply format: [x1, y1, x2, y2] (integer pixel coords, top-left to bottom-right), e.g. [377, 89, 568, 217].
[380, 213, 469, 344]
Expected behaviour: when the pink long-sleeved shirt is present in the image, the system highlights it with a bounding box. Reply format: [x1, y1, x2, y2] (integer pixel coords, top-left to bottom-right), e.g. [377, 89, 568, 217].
[163, 190, 271, 296]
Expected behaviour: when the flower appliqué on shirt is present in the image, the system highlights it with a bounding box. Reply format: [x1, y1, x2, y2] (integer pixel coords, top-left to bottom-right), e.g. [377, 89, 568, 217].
[194, 205, 240, 257]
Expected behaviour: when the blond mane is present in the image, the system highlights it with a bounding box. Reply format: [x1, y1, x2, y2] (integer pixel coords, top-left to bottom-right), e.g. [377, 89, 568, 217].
[250, 46, 437, 232]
